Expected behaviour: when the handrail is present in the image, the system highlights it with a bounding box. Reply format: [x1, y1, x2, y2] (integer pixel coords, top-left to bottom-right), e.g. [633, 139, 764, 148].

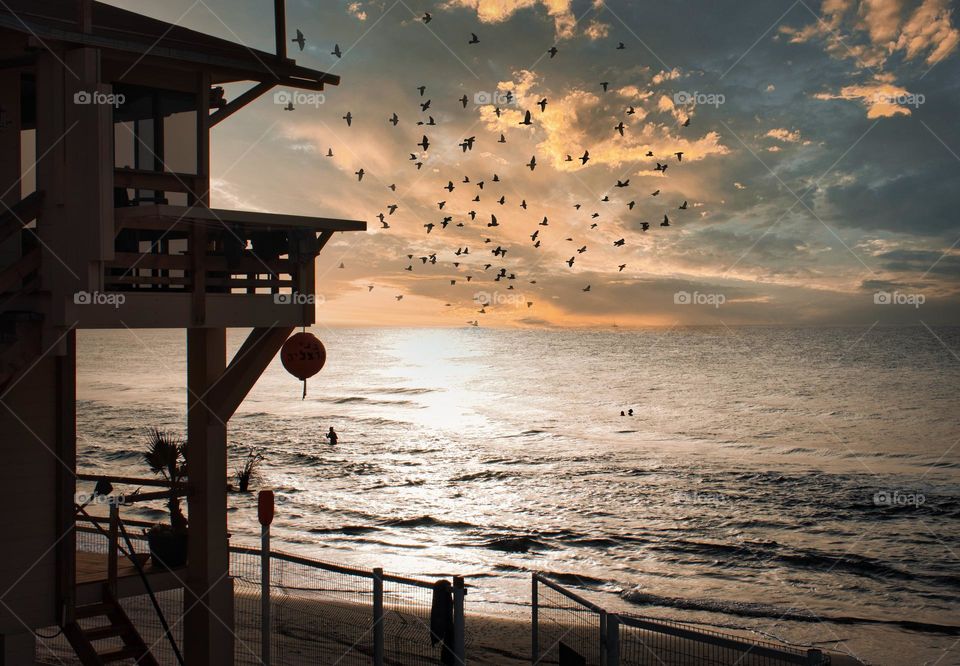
[533, 572, 606, 613]
[229, 545, 442, 590]
[77, 473, 188, 489]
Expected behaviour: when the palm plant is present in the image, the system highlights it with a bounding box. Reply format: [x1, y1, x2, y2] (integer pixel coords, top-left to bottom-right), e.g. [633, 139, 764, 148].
[143, 428, 188, 533]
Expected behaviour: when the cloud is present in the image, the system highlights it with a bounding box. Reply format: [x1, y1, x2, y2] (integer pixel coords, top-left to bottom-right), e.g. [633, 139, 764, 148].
[346, 2, 367, 21]
[813, 79, 915, 118]
[765, 128, 802, 143]
[443, 0, 577, 39]
[584, 20, 611, 40]
[896, 0, 960, 65]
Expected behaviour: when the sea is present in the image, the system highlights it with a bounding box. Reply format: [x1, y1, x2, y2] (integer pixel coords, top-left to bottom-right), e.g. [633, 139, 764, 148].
[76, 326, 960, 665]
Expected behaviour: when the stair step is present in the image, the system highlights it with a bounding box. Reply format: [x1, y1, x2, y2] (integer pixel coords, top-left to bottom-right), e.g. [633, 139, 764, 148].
[83, 624, 124, 641]
[99, 646, 144, 662]
[74, 602, 114, 619]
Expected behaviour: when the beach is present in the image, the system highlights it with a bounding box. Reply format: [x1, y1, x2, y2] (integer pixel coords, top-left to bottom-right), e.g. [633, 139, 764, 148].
[36, 590, 862, 665]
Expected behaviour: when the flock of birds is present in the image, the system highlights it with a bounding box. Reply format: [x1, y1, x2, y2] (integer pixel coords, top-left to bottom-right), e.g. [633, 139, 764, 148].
[286, 14, 695, 322]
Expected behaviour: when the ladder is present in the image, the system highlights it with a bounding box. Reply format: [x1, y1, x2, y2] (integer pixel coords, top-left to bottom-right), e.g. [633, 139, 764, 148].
[62, 588, 159, 665]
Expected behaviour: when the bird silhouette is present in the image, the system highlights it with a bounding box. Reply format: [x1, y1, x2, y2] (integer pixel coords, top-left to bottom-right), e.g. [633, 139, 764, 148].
[538, 98, 548, 112]
[331, 44, 342, 59]
[601, 81, 610, 92]
[283, 101, 294, 111]
[422, 11, 432, 23]
[583, 285, 591, 292]
[566, 257, 575, 267]
[343, 112, 352, 126]
[675, 152, 684, 162]
[417, 85, 426, 96]
[459, 94, 469, 108]
[613, 238, 625, 247]
[355, 169, 364, 181]
[292, 29, 306, 51]
[520, 110, 533, 126]
[548, 46, 558, 58]
[679, 201, 688, 210]
[580, 151, 590, 165]
[498, 133, 506, 143]
[614, 121, 625, 136]
[616, 179, 630, 188]
[469, 33, 479, 44]
[418, 135, 430, 150]
[661, 214, 670, 227]
[389, 113, 399, 126]
[527, 156, 537, 171]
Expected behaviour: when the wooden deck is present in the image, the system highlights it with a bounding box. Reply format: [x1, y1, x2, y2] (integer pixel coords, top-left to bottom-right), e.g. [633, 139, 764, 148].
[75, 552, 186, 604]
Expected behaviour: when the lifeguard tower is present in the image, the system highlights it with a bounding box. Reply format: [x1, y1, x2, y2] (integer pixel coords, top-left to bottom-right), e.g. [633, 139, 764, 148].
[0, 1, 364, 663]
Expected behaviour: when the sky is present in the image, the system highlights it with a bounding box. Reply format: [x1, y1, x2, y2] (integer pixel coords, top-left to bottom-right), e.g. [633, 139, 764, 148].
[107, 0, 960, 328]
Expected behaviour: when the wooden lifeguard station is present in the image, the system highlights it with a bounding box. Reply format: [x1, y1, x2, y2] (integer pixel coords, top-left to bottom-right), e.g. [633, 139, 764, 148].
[0, 1, 365, 663]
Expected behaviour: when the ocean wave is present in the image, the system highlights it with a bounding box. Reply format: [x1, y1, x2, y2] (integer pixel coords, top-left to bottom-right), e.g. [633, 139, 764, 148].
[621, 589, 960, 635]
[480, 535, 553, 553]
[451, 470, 515, 482]
[381, 515, 475, 530]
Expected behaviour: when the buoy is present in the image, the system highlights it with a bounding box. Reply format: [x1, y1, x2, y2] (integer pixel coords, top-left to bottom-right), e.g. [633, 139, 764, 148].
[280, 332, 326, 399]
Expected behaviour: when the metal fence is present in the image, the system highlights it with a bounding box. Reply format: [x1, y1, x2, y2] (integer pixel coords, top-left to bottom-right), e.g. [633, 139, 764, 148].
[36, 522, 465, 666]
[531, 573, 830, 666]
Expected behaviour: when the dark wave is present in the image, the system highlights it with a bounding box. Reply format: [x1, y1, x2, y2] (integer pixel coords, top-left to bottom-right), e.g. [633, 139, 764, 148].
[480, 535, 553, 553]
[381, 515, 475, 530]
[308, 525, 382, 536]
[451, 470, 515, 482]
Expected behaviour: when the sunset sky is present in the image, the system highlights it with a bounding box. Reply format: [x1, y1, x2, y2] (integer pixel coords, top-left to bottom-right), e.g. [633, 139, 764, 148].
[110, 0, 960, 327]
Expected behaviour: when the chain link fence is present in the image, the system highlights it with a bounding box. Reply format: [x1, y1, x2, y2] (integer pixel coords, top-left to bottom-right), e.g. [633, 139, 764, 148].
[532, 573, 830, 666]
[36, 522, 465, 666]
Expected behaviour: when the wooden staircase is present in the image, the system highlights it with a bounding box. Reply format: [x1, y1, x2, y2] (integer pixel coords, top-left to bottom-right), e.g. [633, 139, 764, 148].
[0, 310, 43, 395]
[62, 589, 159, 665]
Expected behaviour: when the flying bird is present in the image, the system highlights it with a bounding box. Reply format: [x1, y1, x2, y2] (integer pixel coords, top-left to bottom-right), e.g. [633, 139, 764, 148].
[679, 201, 688, 210]
[292, 29, 306, 51]
[548, 46, 558, 58]
[331, 44, 342, 58]
[418, 135, 430, 150]
[422, 11, 432, 23]
[520, 110, 533, 126]
[580, 151, 590, 165]
[469, 33, 479, 44]
[459, 94, 469, 108]
[614, 122, 625, 136]
[538, 98, 548, 112]
[616, 179, 630, 188]
[389, 113, 399, 126]
[526, 156, 537, 171]
[343, 112, 353, 126]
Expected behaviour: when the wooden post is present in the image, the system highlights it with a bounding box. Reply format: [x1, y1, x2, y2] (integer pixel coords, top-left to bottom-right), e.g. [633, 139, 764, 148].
[453, 576, 466, 664]
[530, 574, 538, 664]
[605, 614, 619, 666]
[258, 491, 274, 666]
[372, 568, 384, 666]
[275, 0, 287, 59]
[184, 328, 233, 666]
[107, 503, 119, 595]
[56, 331, 77, 624]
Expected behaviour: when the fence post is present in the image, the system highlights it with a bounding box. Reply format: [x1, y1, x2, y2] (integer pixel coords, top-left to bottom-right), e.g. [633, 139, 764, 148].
[258, 490, 275, 666]
[605, 614, 619, 666]
[372, 568, 384, 666]
[453, 576, 466, 664]
[806, 648, 824, 665]
[599, 609, 608, 664]
[531, 574, 539, 664]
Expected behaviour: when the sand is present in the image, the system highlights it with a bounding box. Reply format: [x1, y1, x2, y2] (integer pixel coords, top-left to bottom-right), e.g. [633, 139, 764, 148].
[34, 589, 862, 665]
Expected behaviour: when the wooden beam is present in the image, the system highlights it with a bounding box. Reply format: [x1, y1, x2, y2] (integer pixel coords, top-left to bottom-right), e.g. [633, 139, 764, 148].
[206, 326, 293, 422]
[207, 81, 273, 128]
[275, 0, 287, 60]
[0, 190, 43, 245]
[185, 328, 233, 666]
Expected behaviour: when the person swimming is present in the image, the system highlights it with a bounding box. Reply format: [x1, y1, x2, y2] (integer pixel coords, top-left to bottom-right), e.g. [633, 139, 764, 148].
[326, 427, 338, 446]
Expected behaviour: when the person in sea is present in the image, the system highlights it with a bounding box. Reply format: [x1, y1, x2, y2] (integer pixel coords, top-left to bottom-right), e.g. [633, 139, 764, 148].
[326, 426, 338, 446]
